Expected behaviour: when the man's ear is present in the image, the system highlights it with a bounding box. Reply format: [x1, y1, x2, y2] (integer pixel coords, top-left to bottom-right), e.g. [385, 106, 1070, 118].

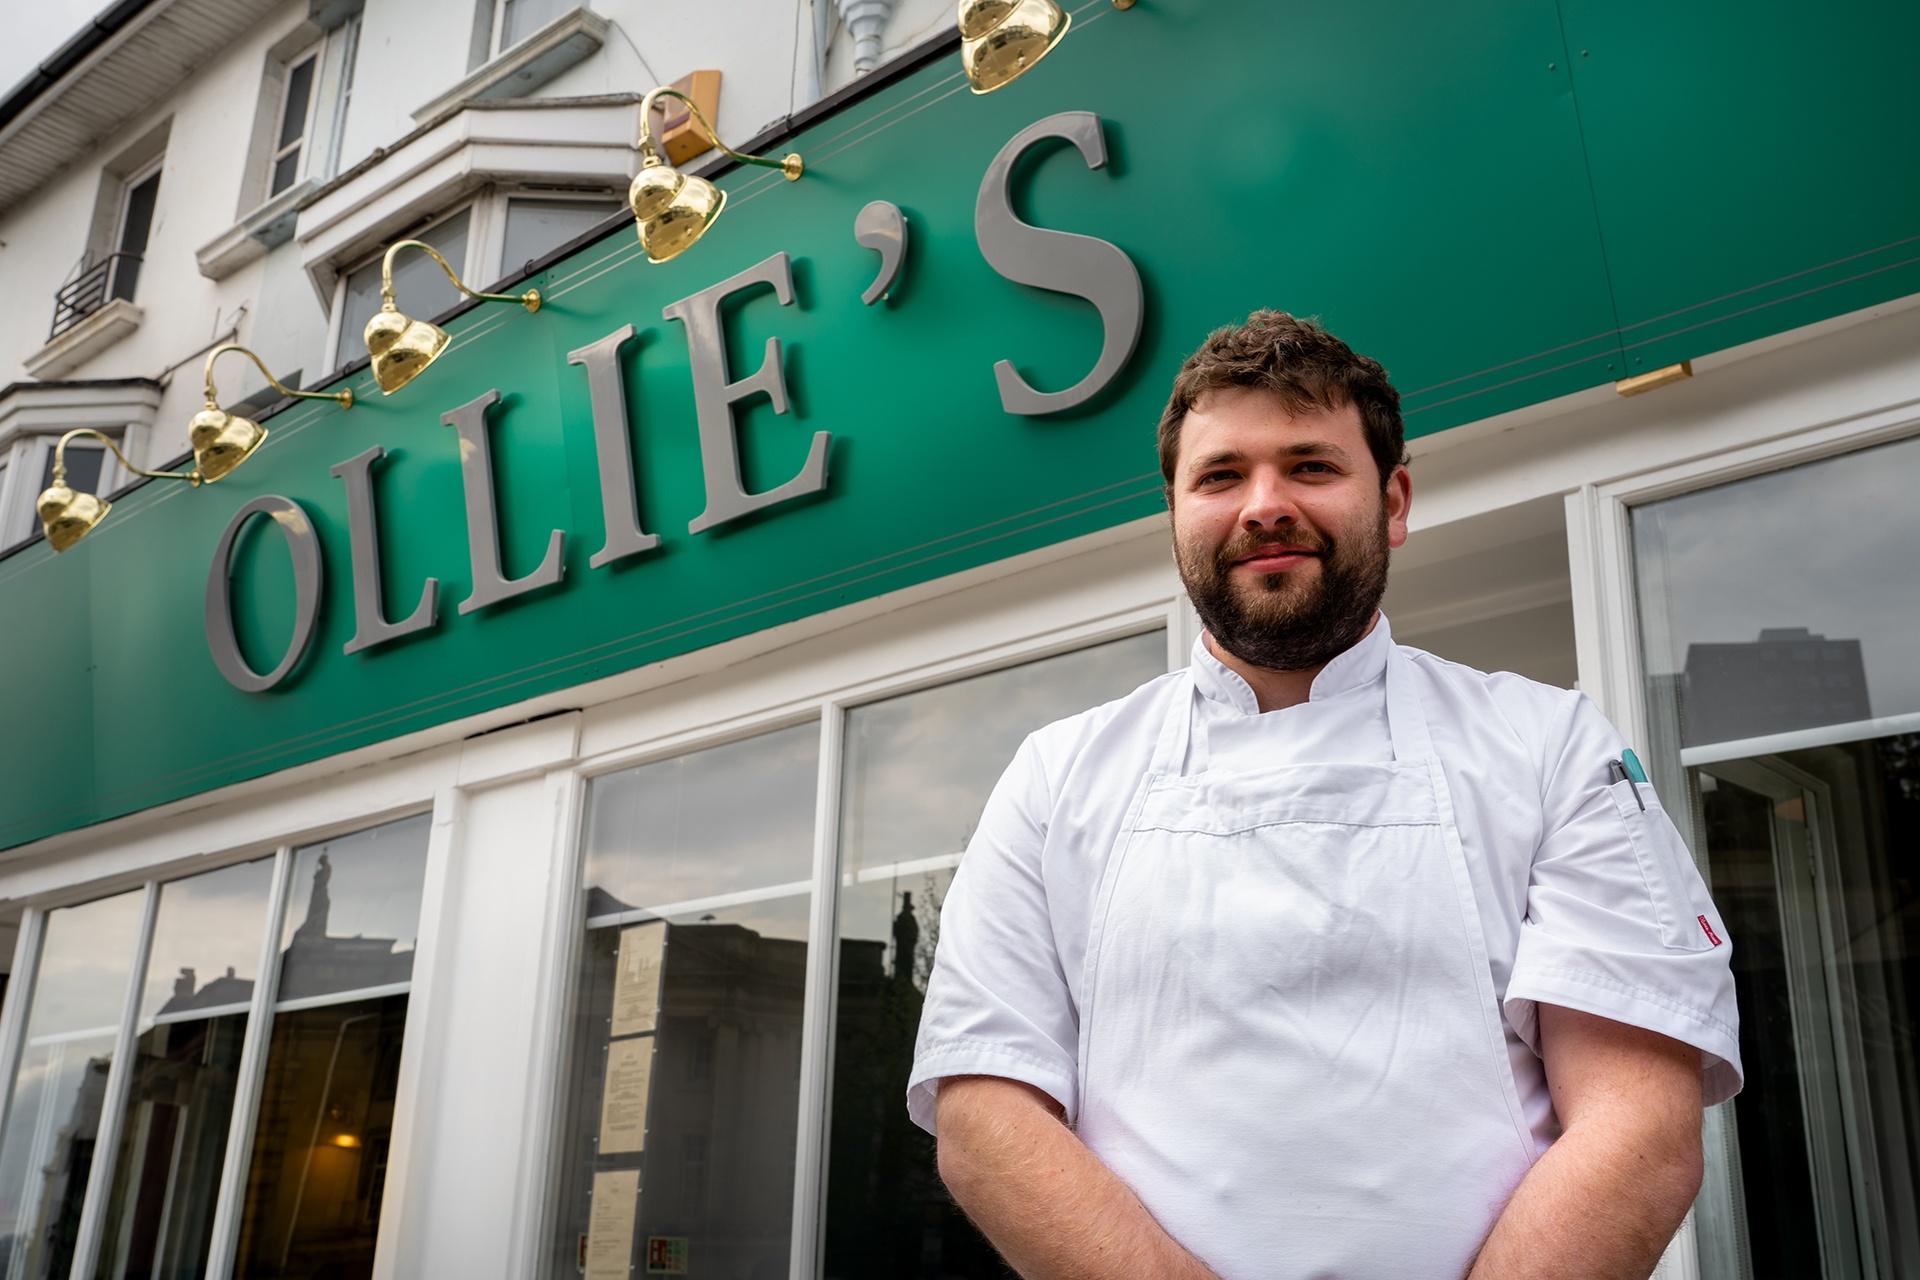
[1385, 464, 1413, 549]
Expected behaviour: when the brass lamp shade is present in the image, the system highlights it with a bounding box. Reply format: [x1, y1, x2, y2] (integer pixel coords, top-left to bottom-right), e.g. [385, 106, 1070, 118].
[960, 0, 1070, 93]
[365, 304, 452, 394]
[36, 483, 110, 553]
[188, 405, 269, 483]
[635, 167, 728, 264]
[629, 158, 688, 222]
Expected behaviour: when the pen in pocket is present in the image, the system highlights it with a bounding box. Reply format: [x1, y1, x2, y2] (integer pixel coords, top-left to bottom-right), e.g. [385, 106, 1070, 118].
[1609, 758, 1646, 811]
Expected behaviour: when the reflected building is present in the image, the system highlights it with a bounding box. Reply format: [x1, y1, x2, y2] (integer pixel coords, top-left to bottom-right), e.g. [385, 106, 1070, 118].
[276, 855, 414, 1003]
[1683, 628, 1871, 745]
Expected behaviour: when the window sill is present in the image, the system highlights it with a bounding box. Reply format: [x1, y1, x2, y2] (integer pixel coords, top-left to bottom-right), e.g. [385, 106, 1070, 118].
[25, 298, 143, 380]
[196, 178, 318, 281]
[411, 7, 610, 130]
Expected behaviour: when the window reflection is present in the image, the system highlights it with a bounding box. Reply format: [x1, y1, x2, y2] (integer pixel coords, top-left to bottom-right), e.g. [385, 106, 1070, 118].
[1633, 433, 1920, 754]
[238, 813, 432, 1279]
[0, 890, 145, 1280]
[94, 857, 275, 1279]
[277, 816, 428, 1005]
[554, 721, 818, 1280]
[826, 631, 1166, 1280]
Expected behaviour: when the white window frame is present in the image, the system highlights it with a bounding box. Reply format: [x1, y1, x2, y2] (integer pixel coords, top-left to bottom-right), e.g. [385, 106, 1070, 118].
[0, 798, 442, 1280]
[267, 43, 324, 200]
[490, 0, 570, 56]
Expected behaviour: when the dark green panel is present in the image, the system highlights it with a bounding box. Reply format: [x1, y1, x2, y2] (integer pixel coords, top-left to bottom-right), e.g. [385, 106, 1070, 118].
[0, 0, 1635, 846]
[1560, 0, 1920, 371]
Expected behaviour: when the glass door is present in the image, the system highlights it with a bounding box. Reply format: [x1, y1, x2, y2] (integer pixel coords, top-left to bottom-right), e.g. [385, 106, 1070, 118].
[1631, 432, 1920, 1279]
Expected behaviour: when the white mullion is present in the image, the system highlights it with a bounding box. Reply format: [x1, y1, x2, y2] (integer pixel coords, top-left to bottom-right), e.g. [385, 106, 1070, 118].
[789, 705, 846, 1280]
[204, 844, 295, 1280]
[68, 880, 161, 1280]
[0, 909, 47, 1145]
[370, 786, 461, 1280]
[505, 767, 589, 1277]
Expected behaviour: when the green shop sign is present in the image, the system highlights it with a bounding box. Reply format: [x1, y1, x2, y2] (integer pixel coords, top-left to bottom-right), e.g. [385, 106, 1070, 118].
[2, 0, 1915, 849]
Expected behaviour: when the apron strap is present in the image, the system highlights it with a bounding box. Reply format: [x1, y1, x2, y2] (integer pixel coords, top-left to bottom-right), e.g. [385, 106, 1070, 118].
[1146, 670, 1197, 779]
[1384, 642, 1436, 765]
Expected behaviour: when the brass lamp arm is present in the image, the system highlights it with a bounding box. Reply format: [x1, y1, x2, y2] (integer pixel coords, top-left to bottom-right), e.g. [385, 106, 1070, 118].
[203, 343, 353, 410]
[380, 240, 541, 312]
[636, 87, 805, 181]
[52, 428, 200, 488]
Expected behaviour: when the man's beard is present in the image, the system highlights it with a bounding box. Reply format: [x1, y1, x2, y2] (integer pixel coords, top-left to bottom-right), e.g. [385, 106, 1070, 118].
[1175, 507, 1390, 673]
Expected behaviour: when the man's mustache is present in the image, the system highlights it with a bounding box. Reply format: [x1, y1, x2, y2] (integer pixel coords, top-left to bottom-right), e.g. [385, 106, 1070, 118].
[1214, 529, 1331, 567]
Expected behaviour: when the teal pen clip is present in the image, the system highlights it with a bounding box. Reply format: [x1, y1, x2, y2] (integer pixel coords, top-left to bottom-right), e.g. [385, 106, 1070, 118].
[1611, 753, 1647, 810]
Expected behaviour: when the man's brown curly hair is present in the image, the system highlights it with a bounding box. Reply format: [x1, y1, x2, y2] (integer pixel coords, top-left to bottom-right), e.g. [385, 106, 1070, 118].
[1157, 310, 1407, 491]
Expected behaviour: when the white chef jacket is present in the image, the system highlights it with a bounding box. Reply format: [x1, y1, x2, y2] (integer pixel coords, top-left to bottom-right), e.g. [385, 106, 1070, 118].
[908, 618, 1743, 1153]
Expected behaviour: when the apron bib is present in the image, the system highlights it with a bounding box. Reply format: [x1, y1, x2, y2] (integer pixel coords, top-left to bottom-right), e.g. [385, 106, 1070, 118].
[1074, 645, 1535, 1279]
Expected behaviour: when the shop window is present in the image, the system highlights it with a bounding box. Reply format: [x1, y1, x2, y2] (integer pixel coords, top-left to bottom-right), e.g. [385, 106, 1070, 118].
[500, 196, 620, 277]
[91, 857, 273, 1277]
[1632, 432, 1920, 1278]
[0, 813, 431, 1280]
[331, 209, 471, 371]
[824, 631, 1166, 1280]
[268, 47, 322, 199]
[0, 891, 145, 1279]
[553, 721, 820, 1280]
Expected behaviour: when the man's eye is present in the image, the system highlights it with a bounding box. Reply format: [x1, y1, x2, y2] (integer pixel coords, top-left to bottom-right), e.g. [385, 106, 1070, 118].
[1297, 461, 1335, 475]
[1198, 470, 1239, 485]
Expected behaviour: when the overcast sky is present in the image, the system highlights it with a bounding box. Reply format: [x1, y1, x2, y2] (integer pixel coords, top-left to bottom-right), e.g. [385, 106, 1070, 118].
[0, 0, 114, 103]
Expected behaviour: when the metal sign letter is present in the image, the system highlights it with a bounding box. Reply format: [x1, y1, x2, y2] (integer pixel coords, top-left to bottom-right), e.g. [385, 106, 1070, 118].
[976, 111, 1143, 415]
[331, 446, 439, 654]
[662, 252, 830, 534]
[567, 324, 663, 568]
[205, 495, 325, 693]
[442, 389, 567, 613]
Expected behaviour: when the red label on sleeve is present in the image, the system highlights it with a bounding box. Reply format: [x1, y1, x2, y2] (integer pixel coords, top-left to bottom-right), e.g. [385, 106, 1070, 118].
[1698, 915, 1723, 947]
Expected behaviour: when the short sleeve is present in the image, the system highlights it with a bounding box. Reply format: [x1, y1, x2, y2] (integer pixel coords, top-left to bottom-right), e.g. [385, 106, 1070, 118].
[1504, 695, 1744, 1105]
[907, 736, 1081, 1133]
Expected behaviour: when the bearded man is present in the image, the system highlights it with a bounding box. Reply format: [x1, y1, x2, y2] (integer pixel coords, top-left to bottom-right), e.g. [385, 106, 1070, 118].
[907, 311, 1740, 1280]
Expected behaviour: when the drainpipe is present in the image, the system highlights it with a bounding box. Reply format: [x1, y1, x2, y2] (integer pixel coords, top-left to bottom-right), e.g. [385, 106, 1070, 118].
[836, 0, 897, 75]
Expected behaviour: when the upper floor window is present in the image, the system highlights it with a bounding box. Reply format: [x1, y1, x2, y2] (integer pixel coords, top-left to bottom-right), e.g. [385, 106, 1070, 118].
[494, 0, 571, 53]
[500, 196, 621, 275]
[269, 47, 322, 199]
[109, 158, 162, 304]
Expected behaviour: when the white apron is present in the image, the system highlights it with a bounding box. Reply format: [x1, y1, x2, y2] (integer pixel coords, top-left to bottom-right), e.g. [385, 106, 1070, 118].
[1074, 645, 1537, 1278]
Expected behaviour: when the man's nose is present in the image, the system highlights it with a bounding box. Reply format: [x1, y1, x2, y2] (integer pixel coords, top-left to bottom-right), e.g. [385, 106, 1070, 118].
[1240, 470, 1298, 529]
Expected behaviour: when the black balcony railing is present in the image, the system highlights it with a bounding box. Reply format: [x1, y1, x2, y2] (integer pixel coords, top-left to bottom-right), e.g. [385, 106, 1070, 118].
[49, 252, 141, 342]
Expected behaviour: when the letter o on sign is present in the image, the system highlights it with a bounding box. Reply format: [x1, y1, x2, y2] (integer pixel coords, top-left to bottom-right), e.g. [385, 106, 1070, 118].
[205, 496, 325, 693]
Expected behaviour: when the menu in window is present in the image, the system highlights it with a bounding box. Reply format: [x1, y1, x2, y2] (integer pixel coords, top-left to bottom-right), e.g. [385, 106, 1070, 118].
[598, 1035, 654, 1154]
[611, 921, 667, 1038]
[583, 1169, 641, 1280]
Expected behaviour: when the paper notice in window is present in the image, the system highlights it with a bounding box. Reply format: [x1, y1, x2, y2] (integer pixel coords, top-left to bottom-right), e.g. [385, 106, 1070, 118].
[598, 1035, 654, 1154]
[584, 1169, 640, 1280]
[611, 922, 667, 1038]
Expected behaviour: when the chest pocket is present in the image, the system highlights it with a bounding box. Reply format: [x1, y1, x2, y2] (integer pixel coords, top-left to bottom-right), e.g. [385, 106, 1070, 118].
[1610, 780, 1721, 952]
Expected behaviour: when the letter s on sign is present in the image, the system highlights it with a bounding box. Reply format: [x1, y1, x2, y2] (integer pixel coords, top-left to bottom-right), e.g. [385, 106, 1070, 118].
[976, 111, 1143, 415]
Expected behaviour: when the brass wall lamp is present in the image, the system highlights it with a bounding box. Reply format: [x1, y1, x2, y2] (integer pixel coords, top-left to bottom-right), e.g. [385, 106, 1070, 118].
[629, 86, 803, 264]
[36, 430, 198, 552]
[959, 0, 1131, 94]
[194, 343, 352, 481]
[363, 240, 541, 394]
[36, 344, 347, 552]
